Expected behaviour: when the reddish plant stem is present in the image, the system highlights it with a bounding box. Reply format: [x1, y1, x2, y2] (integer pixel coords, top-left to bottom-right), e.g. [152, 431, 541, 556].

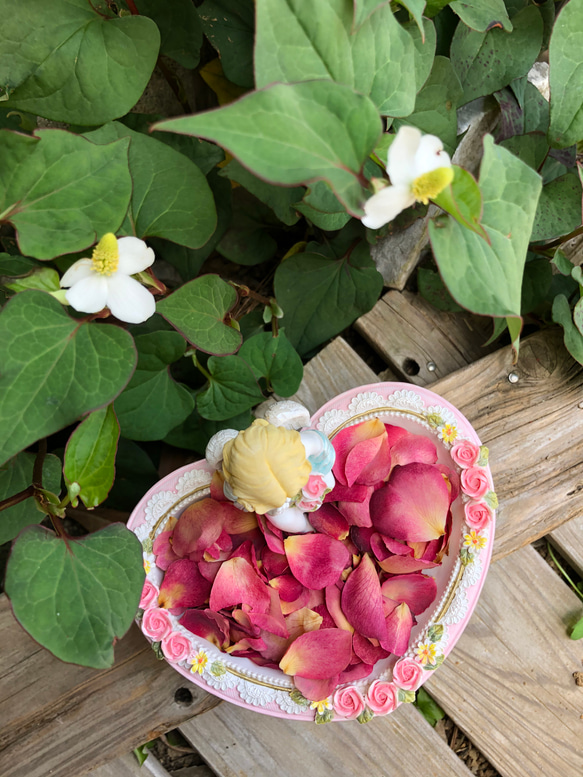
[125, 0, 139, 14]
[231, 282, 272, 307]
[32, 439, 47, 488]
[540, 224, 583, 251]
[0, 485, 34, 512]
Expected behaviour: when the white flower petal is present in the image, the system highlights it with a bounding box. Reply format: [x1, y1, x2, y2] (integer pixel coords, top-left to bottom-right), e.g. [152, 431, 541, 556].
[413, 134, 451, 178]
[60, 258, 93, 288]
[387, 126, 422, 187]
[106, 274, 156, 324]
[116, 236, 155, 274]
[65, 275, 109, 313]
[361, 185, 415, 230]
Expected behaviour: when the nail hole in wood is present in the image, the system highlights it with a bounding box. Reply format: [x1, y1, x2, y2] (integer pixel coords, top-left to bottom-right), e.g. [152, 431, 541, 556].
[403, 358, 420, 376]
[174, 687, 193, 706]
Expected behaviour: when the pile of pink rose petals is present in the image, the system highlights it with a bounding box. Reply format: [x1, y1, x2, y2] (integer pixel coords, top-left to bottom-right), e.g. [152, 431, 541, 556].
[152, 418, 458, 701]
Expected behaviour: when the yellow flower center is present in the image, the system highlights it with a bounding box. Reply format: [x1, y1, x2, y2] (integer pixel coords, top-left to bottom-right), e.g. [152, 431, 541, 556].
[91, 233, 119, 276]
[411, 166, 454, 205]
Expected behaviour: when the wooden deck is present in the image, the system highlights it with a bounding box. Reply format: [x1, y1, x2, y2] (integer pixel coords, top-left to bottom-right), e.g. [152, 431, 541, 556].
[1, 289, 582, 777]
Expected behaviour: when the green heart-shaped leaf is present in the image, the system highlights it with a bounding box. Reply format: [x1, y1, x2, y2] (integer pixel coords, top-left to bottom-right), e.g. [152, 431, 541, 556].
[198, 0, 255, 87]
[5, 523, 144, 668]
[549, 0, 583, 148]
[428, 135, 542, 318]
[136, 0, 202, 68]
[84, 122, 217, 250]
[0, 291, 137, 467]
[0, 453, 61, 544]
[530, 173, 583, 242]
[114, 331, 194, 441]
[0, 129, 132, 260]
[449, 0, 512, 33]
[197, 356, 264, 420]
[0, 0, 160, 124]
[64, 406, 120, 509]
[157, 275, 242, 354]
[552, 294, 583, 366]
[239, 331, 303, 397]
[154, 80, 381, 215]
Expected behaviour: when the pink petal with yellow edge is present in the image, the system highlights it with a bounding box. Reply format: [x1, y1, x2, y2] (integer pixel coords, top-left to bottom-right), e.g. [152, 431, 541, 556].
[204, 529, 233, 560]
[341, 554, 387, 641]
[180, 609, 230, 649]
[227, 636, 267, 654]
[209, 556, 270, 612]
[152, 529, 180, 570]
[158, 559, 211, 608]
[294, 674, 340, 702]
[284, 534, 350, 590]
[198, 558, 221, 582]
[210, 470, 228, 501]
[280, 586, 311, 615]
[172, 498, 225, 559]
[223, 502, 258, 533]
[370, 462, 450, 541]
[280, 628, 352, 678]
[311, 603, 336, 630]
[286, 607, 323, 640]
[436, 464, 460, 502]
[269, 574, 305, 602]
[377, 555, 440, 574]
[248, 588, 288, 638]
[325, 584, 354, 632]
[338, 662, 375, 684]
[257, 514, 285, 554]
[352, 632, 390, 664]
[389, 433, 437, 468]
[309, 503, 350, 539]
[332, 419, 388, 486]
[382, 601, 414, 656]
[381, 573, 437, 615]
[261, 548, 289, 578]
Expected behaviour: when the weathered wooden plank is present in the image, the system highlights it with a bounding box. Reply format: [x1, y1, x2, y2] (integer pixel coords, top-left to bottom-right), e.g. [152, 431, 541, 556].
[180, 701, 474, 777]
[425, 544, 583, 777]
[0, 595, 220, 777]
[291, 336, 378, 415]
[86, 753, 146, 777]
[549, 514, 583, 576]
[355, 289, 495, 385]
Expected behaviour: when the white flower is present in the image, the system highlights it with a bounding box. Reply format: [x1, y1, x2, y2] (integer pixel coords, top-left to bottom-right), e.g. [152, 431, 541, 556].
[60, 234, 156, 324]
[362, 126, 453, 230]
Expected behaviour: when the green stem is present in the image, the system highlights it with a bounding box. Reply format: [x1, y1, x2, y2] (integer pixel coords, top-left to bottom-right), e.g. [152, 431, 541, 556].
[192, 353, 212, 382]
[547, 542, 583, 602]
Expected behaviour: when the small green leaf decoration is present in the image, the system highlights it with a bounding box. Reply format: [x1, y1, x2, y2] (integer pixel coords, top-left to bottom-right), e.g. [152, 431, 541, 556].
[5, 523, 145, 668]
[274, 243, 384, 355]
[157, 275, 242, 355]
[4, 266, 60, 293]
[0, 0, 160, 124]
[63, 406, 120, 509]
[0, 453, 61, 544]
[418, 268, 463, 312]
[0, 291, 137, 467]
[432, 164, 487, 239]
[356, 706, 375, 724]
[0, 129, 132, 260]
[198, 0, 255, 88]
[449, 0, 512, 33]
[197, 356, 265, 421]
[289, 689, 311, 707]
[484, 490, 498, 510]
[552, 294, 583, 366]
[397, 688, 416, 703]
[315, 708, 334, 724]
[154, 81, 381, 215]
[136, 0, 203, 68]
[450, 6, 543, 105]
[477, 446, 489, 466]
[414, 687, 445, 726]
[428, 135, 542, 317]
[548, 0, 583, 148]
[239, 332, 303, 396]
[395, 57, 462, 155]
[530, 174, 583, 242]
[114, 331, 194, 441]
[255, 0, 416, 117]
[84, 122, 216, 250]
[423, 654, 445, 670]
[427, 623, 444, 642]
[571, 616, 583, 640]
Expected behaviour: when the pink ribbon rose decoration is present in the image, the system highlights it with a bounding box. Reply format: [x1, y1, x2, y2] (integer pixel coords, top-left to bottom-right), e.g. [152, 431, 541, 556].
[162, 632, 192, 663]
[460, 467, 490, 499]
[450, 440, 480, 468]
[366, 680, 398, 715]
[139, 579, 159, 609]
[392, 657, 424, 691]
[142, 607, 172, 641]
[333, 686, 366, 719]
[464, 501, 491, 531]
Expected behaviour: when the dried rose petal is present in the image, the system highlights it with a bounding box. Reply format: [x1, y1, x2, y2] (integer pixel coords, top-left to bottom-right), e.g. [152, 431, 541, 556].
[284, 534, 350, 590]
[279, 628, 352, 679]
[332, 419, 390, 487]
[209, 556, 270, 613]
[381, 573, 437, 615]
[158, 559, 212, 609]
[341, 554, 387, 641]
[180, 609, 230, 649]
[308, 503, 350, 539]
[382, 601, 414, 656]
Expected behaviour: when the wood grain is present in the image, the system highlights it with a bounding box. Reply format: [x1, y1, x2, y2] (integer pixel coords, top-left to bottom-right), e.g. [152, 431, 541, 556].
[0, 596, 220, 777]
[549, 514, 583, 576]
[180, 701, 474, 777]
[425, 545, 583, 777]
[355, 289, 496, 385]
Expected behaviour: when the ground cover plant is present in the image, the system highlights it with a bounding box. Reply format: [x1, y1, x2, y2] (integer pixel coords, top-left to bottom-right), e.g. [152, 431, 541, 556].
[0, 0, 582, 670]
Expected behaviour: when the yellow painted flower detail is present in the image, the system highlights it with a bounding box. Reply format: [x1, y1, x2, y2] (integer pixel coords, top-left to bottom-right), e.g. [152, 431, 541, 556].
[310, 698, 332, 715]
[415, 642, 437, 666]
[191, 650, 208, 675]
[143, 559, 151, 574]
[463, 530, 487, 551]
[438, 423, 458, 444]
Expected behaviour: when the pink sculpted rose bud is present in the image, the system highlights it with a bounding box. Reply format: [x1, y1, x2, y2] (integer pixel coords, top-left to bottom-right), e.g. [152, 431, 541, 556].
[333, 686, 366, 719]
[464, 501, 492, 531]
[139, 579, 159, 609]
[460, 467, 490, 499]
[161, 632, 192, 663]
[392, 658, 424, 691]
[366, 680, 398, 715]
[303, 474, 328, 499]
[141, 607, 172, 641]
[450, 441, 480, 469]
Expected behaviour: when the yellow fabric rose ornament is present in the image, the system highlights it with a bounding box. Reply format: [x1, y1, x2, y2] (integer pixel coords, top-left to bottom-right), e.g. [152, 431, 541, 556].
[222, 419, 311, 514]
